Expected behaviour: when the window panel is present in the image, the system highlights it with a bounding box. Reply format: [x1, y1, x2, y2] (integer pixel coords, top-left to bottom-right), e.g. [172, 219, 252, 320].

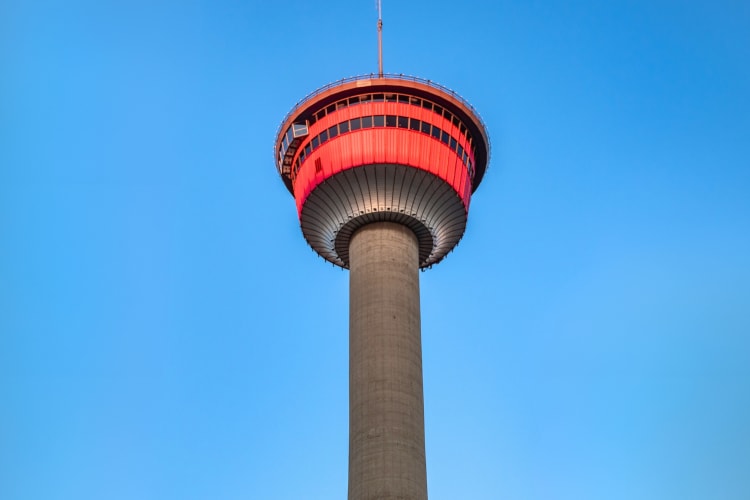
[373, 115, 384, 127]
[361, 116, 373, 128]
[440, 130, 450, 144]
[351, 117, 361, 130]
[328, 124, 338, 138]
[385, 115, 397, 127]
[292, 123, 308, 138]
[421, 121, 431, 134]
[410, 118, 421, 131]
[397, 116, 409, 128]
[320, 130, 328, 144]
[339, 121, 350, 133]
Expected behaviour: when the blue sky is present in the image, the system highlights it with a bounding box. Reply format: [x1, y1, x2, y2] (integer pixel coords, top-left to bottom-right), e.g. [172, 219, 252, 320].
[2, 1, 749, 499]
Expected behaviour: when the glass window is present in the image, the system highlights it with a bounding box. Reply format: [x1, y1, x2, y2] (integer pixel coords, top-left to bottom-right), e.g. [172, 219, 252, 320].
[328, 124, 338, 139]
[450, 137, 457, 150]
[421, 121, 431, 134]
[385, 115, 397, 127]
[316, 110, 326, 121]
[468, 159, 473, 173]
[443, 110, 452, 122]
[431, 126, 441, 139]
[410, 96, 421, 106]
[351, 117, 361, 130]
[452, 116, 460, 127]
[398, 95, 410, 103]
[372, 93, 384, 102]
[457, 144, 464, 158]
[326, 104, 335, 114]
[299, 148, 306, 161]
[348, 96, 360, 106]
[312, 136, 319, 149]
[386, 94, 398, 102]
[459, 123, 466, 135]
[360, 95, 372, 104]
[305, 143, 312, 156]
[292, 123, 308, 138]
[339, 121, 350, 133]
[373, 115, 384, 127]
[440, 130, 450, 144]
[410, 118, 421, 131]
[361, 116, 373, 128]
[397, 116, 409, 128]
[434, 105, 443, 116]
[421, 100, 433, 111]
[320, 129, 328, 144]
[336, 100, 347, 109]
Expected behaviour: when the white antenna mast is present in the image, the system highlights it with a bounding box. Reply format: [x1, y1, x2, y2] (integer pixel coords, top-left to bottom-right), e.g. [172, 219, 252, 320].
[377, 0, 383, 77]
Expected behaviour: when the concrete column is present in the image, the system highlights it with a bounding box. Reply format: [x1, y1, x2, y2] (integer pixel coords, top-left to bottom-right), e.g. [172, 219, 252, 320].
[348, 222, 427, 500]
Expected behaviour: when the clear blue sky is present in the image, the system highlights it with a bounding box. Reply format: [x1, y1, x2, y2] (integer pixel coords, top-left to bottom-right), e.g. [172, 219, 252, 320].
[2, 1, 749, 499]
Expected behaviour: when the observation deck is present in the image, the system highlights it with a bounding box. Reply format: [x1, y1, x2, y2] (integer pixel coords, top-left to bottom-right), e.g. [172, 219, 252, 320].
[274, 74, 490, 269]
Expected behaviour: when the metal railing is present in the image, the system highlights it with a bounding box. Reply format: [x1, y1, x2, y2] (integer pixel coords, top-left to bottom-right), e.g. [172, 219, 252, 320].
[276, 73, 488, 138]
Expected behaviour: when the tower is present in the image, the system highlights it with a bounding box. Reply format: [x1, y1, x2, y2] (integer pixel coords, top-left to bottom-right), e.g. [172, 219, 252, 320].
[274, 39, 489, 500]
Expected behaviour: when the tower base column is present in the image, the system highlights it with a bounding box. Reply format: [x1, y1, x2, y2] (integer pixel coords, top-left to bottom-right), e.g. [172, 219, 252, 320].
[348, 222, 427, 500]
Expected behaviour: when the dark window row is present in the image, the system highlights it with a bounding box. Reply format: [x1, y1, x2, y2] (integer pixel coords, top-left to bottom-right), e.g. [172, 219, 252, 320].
[309, 93, 473, 143]
[278, 93, 475, 170]
[293, 115, 474, 179]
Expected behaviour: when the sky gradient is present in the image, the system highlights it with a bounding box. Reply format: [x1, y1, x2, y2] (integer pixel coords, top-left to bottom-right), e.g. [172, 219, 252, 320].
[2, 1, 749, 499]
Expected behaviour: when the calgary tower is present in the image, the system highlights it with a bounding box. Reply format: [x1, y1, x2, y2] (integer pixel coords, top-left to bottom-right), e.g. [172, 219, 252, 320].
[274, 6, 490, 499]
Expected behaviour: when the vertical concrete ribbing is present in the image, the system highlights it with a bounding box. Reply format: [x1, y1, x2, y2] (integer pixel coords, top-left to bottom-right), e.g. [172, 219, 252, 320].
[348, 222, 427, 500]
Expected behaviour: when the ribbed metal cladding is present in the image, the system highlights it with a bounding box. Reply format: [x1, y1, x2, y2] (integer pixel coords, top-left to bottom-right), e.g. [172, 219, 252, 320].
[299, 164, 467, 268]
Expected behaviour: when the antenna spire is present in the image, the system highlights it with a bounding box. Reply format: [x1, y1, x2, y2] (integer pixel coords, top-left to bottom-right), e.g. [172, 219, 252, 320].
[377, 0, 383, 77]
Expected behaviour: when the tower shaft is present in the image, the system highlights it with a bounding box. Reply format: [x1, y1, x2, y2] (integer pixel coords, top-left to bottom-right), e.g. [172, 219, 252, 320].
[348, 222, 427, 500]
